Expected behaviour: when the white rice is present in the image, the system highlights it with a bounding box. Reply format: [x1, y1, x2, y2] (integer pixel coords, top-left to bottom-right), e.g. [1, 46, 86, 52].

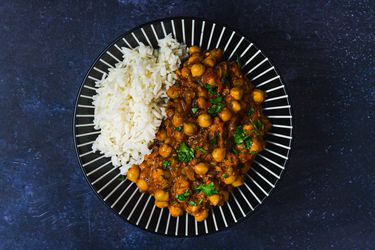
[92, 35, 184, 174]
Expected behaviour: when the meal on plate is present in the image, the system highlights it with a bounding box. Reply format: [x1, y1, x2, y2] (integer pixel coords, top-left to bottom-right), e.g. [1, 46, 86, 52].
[92, 36, 271, 222]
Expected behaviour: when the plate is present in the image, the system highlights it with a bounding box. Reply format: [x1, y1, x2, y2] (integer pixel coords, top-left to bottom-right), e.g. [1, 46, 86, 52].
[73, 17, 293, 236]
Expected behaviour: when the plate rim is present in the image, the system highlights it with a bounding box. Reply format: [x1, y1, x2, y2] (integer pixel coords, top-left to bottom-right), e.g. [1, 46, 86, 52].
[72, 16, 294, 237]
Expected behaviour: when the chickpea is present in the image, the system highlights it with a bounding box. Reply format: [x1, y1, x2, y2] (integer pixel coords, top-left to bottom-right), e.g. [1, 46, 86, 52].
[181, 67, 190, 78]
[197, 97, 207, 109]
[218, 108, 232, 122]
[197, 87, 208, 98]
[188, 204, 199, 214]
[243, 124, 254, 133]
[208, 194, 220, 206]
[166, 86, 180, 99]
[166, 108, 175, 118]
[193, 162, 209, 175]
[154, 189, 169, 202]
[155, 201, 168, 208]
[252, 89, 265, 103]
[127, 165, 140, 182]
[188, 53, 203, 64]
[250, 137, 264, 153]
[136, 179, 148, 192]
[194, 209, 209, 222]
[152, 169, 164, 180]
[232, 176, 244, 187]
[230, 100, 241, 112]
[174, 131, 185, 142]
[191, 63, 206, 77]
[159, 143, 172, 158]
[189, 46, 201, 54]
[183, 123, 198, 136]
[212, 148, 226, 162]
[202, 56, 216, 67]
[169, 204, 183, 217]
[197, 114, 212, 128]
[230, 87, 244, 100]
[172, 113, 183, 127]
[156, 129, 167, 141]
[202, 68, 216, 86]
[210, 48, 223, 60]
[223, 174, 236, 185]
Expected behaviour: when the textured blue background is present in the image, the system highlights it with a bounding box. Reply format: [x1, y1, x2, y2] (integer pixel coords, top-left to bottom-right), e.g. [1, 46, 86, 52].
[0, 0, 374, 249]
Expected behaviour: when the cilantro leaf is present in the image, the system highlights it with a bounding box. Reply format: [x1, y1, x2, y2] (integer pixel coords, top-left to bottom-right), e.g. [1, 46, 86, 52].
[233, 126, 252, 149]
[224, 173, 230, 178]
[162, 160, 171, 169]
[208, 103, 224, 115]
[204, 84, 218, 95]
[175, 126, 182, 131]
[176, 188, 190, 201]
[210, 96, 223, 104]
[191, 107, 199, 114]
[198, 198, 204, 205]
[236, 54, 241, 67]
[177, 142, 194, 162]
[251, 151, 257, 155]
[188, 200, 197, 206]
[248, 107, 255, 116]
[194, 182, 219, 196]
[196, 146, 207, 154]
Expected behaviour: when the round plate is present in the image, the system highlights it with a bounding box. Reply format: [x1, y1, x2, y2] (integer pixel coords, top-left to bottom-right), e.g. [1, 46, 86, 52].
[73, 17, 293, 237]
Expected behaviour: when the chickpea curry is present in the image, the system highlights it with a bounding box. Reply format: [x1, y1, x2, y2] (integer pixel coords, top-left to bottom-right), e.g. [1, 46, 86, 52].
[127, 46, 271, 222]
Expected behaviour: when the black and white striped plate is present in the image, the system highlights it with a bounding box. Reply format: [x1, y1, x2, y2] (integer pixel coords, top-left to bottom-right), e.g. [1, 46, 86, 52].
[73, 17, 293, 237]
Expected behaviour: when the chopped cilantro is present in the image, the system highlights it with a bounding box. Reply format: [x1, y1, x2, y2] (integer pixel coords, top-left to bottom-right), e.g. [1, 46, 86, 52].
[176, 188, 190, 201]
[175, 126, 182, 131]
[224, 173, 230, 178]
[177, 142, 194, 162]
[233, 126, 253, 149]
[191, 107, 199, 114]
[251, 151, 257, 155]
[188, 200, 197, 206]
[236, 54, 241, 67]
[194, 182, 219, 196]
[204, 84, 218, 95]
[210, 96, 223, 104]
[198, 198, 204, 205]
[221, 73, 227, 83]
[232, 147, 239, 154]
[210, 134, 219, 145]
[248, 107, 255, 116]
[208, 103, 224, 115]
[162, 160, 171, 169]
[196, 146, 207, 154]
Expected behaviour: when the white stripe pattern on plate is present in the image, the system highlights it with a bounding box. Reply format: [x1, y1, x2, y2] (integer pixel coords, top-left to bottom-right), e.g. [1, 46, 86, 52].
[185, 213, 188, 236]
[145, 205, 156, 229]
[93, 67, 106, 75]
[243, 182, 261, 204]
[268, 132, 292, 140]
[247, 58, 268, 75]
[266, 139, 291, 150]
[228, 36, 244, 59]
[82, 155, 105, 167]
[155, 208, 163, 232]
[160, 21, 167, 37]
[122, 38, 133, 48]
[191, 19, 195, 45]
[272, 124, 293, 129]
[110, 182, 133, 206]
[92, 166, 117, 185]
[131, 32, 140, 45]
[248, 175, 269, 196]
[265, 94, 288, 102]
[164, 213, 171, 234]
[219, 206, 228, 227]
[77, 104, 94, 109]
[204, 219, 208, 234]
[223, 31, 235, 52]
[267, 115, 292, 119]
[141, 28, 152, 46]
[75, 123, 94, 127]
[240, 43, 253, 57]
[114, 44, 122, 54]
[171, 20, 176, 39]
[87, 160, 111, 176]
[226, 202, 237, 222]
[99, 58, 114, 68]
[263, 105, 290, 111]
[88, 75, 100, 82]
[253, 160, 280, 179]
[206, 23, 216, 50]
[106, 51, 121, 63]
[77, 140, 94, 148]
[265, 85, 284, 93]
[215, 27, 226, 48]
[252, 67, 275, 81]
[211, 208, 218, 231]
[264, 148, 288, 160]
[258, 155, 285, 170]
[199, 21, 205, 47]
[79, 94, 93, 100]
[119, 188, 139, 214]
[79, 150, 93, 157]
[195, 220, 198, 235]
[237, 188, 254, 210]
[137, 195, 151, 225]
[76, 131, 100, 137]
[98, 173, 121, 193]
[230, 192, 246, 217]
[76, 114, 94, 118]
[175, 216, 179, 236]
[181, 19, 186, 44]
[127, 193, 144, 220]
[250, 169, 275, 188]
[242, 50, 261, 68]
[151, 24, 159, 40]
[84, 85, 96, 91]
[256, 75, 280, 88]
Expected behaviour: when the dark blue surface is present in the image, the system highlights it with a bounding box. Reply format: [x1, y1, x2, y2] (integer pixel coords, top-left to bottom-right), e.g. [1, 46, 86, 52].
[1, 1, 374, 249]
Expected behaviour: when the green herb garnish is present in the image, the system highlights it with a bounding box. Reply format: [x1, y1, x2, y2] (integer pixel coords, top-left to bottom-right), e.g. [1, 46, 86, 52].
[162, 160, 171, 169]
[175, 126, 182, 131]
[188, 200, 197, 206]
[236, 54, 241, 67]
[204, 84, 218, 95]
[176, 188, 190, 201]
[221, 73, 227, 83]
[198, 198, 204, 205]
[248, 107, 255, 116]
[177, 142, 194, 162]
[233, 126, 253, 149]
[191, 107, 199, 114]
[119, 175, 126, 181]
[194, 182, 219, 196]
[232, 147, 239, 154]
[210, 134, 219, 145]
[196, 146, 207, 154]
[224, 173, 230, 178]
[210, 96, 223, 104]
[251, 151, 257, 155]
[208, 103, 224, 115]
